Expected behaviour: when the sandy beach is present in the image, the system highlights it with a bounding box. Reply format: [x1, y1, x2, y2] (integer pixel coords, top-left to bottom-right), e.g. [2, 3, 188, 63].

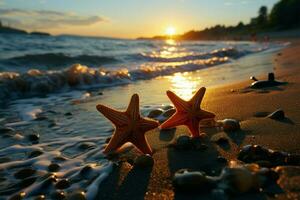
[96, 39, 300, 200]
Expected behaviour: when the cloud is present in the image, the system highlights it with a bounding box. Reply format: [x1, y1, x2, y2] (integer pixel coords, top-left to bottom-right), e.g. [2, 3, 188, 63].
[0, 8, 106, 30]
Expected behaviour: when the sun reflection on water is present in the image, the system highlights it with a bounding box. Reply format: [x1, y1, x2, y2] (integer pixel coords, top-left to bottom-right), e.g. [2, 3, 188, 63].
[169, 72, 201, 100]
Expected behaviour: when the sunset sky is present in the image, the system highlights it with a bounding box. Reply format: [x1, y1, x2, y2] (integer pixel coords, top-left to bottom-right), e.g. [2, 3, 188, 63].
[0, 0, 278, 38]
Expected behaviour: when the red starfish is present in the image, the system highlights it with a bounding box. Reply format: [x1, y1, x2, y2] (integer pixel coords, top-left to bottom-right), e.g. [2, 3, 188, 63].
[96, 94, 159, 155]
[160, 87, 215, 137]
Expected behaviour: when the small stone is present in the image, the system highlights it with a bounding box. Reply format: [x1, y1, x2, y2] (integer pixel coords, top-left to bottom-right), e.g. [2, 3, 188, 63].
[175, 135, 191, 150]
[269, 151, 287, 165]
[9, 192, 26, 200]
[134, 154, 154, 168]
[253, 111, 270, 118]
[55, 179, 71, 189]
[14, 168, 36, 179]
[267, 109, 285, 120]
[190, 137, 207, 151]
[221, 119, 240, 132]
[78, 142, 96, 150]
[215, 137, 229, 146]
[66, 191, 86, 200]
[238, 145, 271, 163]
[51, 190, 66, 200]
[28, 150, 43, 158]
[48, 163, 60, 172]
[98, 92, 103, 95]
[18, 177, 37, 188]
[64, 112, 72, 116]
[162, 108, 176, 118]
[217, 156, 227, 164]
[173, 169, 215, 191]
[34, 195, 45, 200]
[28, 133, 40, 142]
[147, 109, 163, 118]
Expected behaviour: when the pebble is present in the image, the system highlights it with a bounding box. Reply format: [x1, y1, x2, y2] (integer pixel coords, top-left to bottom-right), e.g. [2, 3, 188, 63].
[255, 160, 272, 168]
[48, 163, 60, 172]
[147, 109, 163, 118]
[28, 133, 40, 142]
[175, 135, 191, 150]
[134, 154, 154, 168]
[14, 168, 36, 179]
[64, 112, 72, 116]
[80, 165, 94, 178]
[215, 137, 229, 146]
[267, 109, 285, 120]
[53, 156, 67, 162]
[162, 108, 176, 118]
[238, 145, 271, 163]
[78, 142, 96, 150]
[28, 150, 43, 158]
[173, 169, 215, 191]
[18, 177, 37, 188]
[221, 119, 240, 132]
[55, 179, 71, 189]
[51, 190, 66, 200]
[66, 191, 86, 200]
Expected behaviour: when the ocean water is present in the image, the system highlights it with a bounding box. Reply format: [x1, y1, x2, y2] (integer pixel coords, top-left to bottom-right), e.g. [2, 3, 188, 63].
[0, 34, 286, 199]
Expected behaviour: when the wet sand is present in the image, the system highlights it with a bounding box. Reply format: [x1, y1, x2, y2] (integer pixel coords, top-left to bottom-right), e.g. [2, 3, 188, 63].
[97, 39, 300, 200]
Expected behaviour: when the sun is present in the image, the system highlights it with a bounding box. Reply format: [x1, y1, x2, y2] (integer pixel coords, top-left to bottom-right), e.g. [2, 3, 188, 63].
[165, 26, 176, 36]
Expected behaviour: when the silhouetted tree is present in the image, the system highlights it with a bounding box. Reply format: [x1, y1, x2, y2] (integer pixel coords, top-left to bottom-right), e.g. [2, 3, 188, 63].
[269, 0, 300, 29]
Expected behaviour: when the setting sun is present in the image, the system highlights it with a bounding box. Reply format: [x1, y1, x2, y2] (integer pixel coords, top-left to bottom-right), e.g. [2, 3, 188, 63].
[165, 26, 176, 36]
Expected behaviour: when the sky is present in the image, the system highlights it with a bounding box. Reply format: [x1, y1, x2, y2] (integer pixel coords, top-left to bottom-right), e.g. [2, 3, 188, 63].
[0, 0, 278, 38]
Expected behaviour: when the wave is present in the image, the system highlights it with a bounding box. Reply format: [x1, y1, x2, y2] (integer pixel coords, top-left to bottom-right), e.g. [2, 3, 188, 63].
[0, 55, 230, 102]
[1, 53, 119, 68]
[137, 47, 249, 62]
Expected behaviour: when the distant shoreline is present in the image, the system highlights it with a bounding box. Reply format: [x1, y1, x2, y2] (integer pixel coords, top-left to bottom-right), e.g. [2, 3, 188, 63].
[0, 25, 50, 36]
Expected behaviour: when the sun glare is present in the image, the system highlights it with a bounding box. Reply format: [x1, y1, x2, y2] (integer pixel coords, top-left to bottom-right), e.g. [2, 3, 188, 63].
[165, 26, 176, 36]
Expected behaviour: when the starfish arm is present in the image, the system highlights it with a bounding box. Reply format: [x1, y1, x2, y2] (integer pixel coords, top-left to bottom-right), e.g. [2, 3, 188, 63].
[131, 133, 153, 155]
[139, 117, 159, 132]
[186, 119, 201, 137]
[126, 94, 140, 121]
[160, 112, 187, 129]
[190, 87, 206, 110]
[166, 90, 190, 112]
[96, 104, 128, 126]
[103, 128, 128, 154]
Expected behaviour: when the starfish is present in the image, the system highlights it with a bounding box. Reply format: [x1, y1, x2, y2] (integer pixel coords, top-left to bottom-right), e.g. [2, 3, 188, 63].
[160, 87, 215, 137]
[96, 94, 159, 155]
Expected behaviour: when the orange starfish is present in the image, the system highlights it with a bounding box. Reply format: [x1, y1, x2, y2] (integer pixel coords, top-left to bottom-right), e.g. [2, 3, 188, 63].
[96, 94, 159, 155]
[160, 87, 215, 137]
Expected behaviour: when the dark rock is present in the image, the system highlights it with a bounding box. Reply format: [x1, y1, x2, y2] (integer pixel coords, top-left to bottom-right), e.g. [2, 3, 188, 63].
[215, 137, 229, 146]
[55, 179, 71, 189]
[190, 137, 207, 151]
[41, 175, 57, 189]
[28, 133, 40, 142]
[269, 151, 287, 165]
[162, 108, 176, 118]
[286, 154, 300, 165]
[134, 154, 154, 168]
[53, 156, 67, 162]
[253, 111, 270, 118]
[98, 92, 103, 95]
[80, 165, 93, 178]
[255, 160, 272, 168]
[217, 156, 227, 164]
[28, 150, 43, 158]
[0, 157, 11, 163]
[66, 191, 86, 200]
[175, 135, 191, 150]
[18, 177, 37, 188]
[64, 112, 72, 116]
[48, 163, 60, 172]
[173, 169, 215, 191]
[267, 109, 285, 120]
[147, 109, 163, 118]
[14, 168, 36, 179]
[221, 119, 240, 132]
[51, 190, 66, 200]
[238, 145, 271, 163]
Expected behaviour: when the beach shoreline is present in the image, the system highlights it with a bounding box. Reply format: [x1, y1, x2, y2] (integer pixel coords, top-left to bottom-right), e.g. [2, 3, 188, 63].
[96, 39, 300, 200]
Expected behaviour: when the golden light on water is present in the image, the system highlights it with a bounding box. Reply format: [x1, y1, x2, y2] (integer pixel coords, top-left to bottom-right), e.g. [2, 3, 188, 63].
[169, 72, 200, 100]
[165, 26, 176, 36]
